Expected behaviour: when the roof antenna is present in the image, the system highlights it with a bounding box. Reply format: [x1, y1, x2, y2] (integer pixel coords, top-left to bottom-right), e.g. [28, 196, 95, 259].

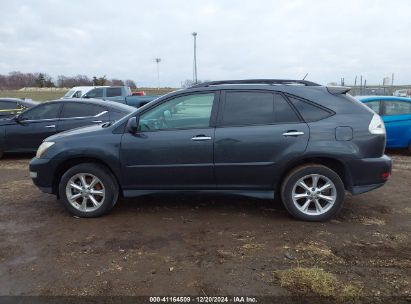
[302, 73, 308, 80]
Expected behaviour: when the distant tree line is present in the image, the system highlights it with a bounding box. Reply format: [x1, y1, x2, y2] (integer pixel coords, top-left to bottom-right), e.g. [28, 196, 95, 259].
[0, 71, 137, 90]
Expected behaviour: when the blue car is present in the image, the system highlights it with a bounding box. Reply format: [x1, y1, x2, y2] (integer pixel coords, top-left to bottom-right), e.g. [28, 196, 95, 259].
[357, 96, 411, 152]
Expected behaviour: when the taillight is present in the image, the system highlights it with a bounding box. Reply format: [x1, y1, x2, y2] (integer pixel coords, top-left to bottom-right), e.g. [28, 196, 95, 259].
[368, 114, 386, 135]
[381, 172, 390, 180]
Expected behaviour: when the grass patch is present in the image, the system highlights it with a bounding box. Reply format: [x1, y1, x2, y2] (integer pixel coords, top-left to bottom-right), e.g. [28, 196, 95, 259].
[275, 267, 362, 299]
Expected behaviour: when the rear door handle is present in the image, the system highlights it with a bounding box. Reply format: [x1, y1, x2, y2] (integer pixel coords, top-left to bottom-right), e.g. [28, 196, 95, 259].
[283, 131, 304, 136]
[191, 135, 212, 141]
[45, 125, 56, 128]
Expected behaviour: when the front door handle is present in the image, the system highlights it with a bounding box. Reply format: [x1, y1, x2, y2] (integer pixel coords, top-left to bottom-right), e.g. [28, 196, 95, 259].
[283, 131, 304, 137]
[191, 135, 212, 141]
[45, 125, 56, 128]
[92, 120, 103, 124]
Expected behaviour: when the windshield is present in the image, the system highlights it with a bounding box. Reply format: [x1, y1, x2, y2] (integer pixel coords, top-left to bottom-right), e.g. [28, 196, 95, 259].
[64, 89, 76, 98]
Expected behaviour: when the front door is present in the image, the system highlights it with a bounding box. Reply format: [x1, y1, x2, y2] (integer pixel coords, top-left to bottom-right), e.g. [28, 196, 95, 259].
[120, 92, 218, 190]
[5, 102, 62, 152]
[214, 90, 309, 189]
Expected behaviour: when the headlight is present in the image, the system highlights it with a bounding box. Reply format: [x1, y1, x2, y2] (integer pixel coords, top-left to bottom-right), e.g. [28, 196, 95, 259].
[36, 141, 55, 158]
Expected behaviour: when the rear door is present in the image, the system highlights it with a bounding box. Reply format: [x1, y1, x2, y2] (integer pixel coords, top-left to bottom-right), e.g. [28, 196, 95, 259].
[5, 102, 62, 151]
[214, 90, 309, 189]
[382, 100, 411, 148]
[57, 102, 109, 132]
[105, 87, 124, 102]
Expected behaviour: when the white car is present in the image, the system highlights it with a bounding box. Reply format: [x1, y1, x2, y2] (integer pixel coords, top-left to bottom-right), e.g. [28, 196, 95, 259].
[62, 86, 109, 99]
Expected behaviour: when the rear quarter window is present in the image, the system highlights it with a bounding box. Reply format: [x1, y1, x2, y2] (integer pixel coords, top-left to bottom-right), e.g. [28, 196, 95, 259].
[288, 96, 333, 122]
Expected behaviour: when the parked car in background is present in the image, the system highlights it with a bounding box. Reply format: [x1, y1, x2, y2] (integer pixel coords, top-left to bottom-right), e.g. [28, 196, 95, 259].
[29, 79, 391, 221]
[393, 89, 411, 98]
[357, 96, 411, 152]
[0, 99, 134, 158]
[83, 86, 160, 108]
[0, 98, 39, 119]
[62, 86, 109, 99]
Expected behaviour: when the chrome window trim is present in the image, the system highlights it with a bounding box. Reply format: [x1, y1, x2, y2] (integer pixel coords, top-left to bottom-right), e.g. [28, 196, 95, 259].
[22, 111, 108, 123]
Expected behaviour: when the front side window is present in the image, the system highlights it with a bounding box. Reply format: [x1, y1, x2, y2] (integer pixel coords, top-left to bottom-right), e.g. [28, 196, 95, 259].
[222, 92, 274, 126]
[61, 103, 105, 118]
[139, 93, 215, 131]
[86, 88, 103, 98]
[365, 100, 382, 114]
[0, 101, 17, 110]
[384, 100, 411, 115]
[107, 88, 122, 97]
[20, 103, 61, 120]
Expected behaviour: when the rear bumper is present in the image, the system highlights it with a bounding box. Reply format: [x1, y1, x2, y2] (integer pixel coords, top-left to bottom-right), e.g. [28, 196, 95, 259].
[346, 155, 392, 195]
[29, 157, 56, 194]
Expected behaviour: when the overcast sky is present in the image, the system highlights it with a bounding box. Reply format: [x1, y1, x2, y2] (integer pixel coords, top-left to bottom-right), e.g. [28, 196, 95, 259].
[0, 0, 410, 87]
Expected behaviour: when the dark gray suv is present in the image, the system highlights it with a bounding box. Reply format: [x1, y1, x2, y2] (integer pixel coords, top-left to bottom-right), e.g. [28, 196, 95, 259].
[29, 79, 392, 221]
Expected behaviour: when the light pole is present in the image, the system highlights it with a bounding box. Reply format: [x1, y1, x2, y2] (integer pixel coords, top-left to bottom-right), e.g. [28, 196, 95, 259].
[192, 32, 197, 84]
[155, 58, 161, 90]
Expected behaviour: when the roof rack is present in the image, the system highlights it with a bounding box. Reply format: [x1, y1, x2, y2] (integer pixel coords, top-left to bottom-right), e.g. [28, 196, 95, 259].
[190, 79, 321, 88]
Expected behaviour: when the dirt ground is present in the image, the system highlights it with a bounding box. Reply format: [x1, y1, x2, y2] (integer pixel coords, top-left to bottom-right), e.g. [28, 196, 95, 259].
[0, 152, 410, 301]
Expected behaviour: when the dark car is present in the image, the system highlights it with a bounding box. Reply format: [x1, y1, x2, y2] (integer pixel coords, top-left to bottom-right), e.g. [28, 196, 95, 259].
[0, 98, 39, 119]
[29, 79, 392, 221]
[0, 98, 134, 158]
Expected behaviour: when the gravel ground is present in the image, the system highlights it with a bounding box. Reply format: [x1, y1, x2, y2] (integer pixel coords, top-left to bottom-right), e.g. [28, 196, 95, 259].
[0, 152, 410, 300]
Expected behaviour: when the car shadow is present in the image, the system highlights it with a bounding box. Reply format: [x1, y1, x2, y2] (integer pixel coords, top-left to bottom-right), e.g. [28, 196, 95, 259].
[113, 193, 288, 218]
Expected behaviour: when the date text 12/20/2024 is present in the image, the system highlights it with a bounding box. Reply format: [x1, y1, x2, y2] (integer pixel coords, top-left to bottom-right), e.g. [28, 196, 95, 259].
[149, 297, 257, 303]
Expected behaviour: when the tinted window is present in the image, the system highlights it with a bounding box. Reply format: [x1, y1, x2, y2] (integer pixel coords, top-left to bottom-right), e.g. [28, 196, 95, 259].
[61, 103, 105, 118]
[288, 97, 332, 122]
[139, 93, 215, 131]
[384, 100, 411, 115]
[365, 100, 382, 114]
[0, 101, 16, 110]
[275, 94, 300, 123]
[86, 88, 103, 98]
[21, 103, 61, 120]
[222, 92, 274, 126]
[107, 88, 122, 97]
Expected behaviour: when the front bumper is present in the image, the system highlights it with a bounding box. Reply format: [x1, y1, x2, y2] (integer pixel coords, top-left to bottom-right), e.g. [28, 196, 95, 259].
[29, 157, 56, 194]
[346, 154, 392, 195]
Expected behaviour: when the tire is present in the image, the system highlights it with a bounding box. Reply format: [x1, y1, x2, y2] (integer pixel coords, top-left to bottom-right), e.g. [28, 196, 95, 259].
[58, 163, 119, 218]
[280, 164, 345, 222]
[408, 141, 411, 154]
[0, 149, 3, 160]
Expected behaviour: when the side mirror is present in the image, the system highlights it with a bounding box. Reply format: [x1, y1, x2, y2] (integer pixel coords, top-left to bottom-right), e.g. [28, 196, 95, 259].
[127, 117, 139, 134]
[14, 115, 23, 123]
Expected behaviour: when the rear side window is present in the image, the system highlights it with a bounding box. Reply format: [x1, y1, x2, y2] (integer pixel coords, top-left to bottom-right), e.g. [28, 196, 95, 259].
[222, 92, 274, 126]
[61, 103, 105, 118]
[383, 100, 411, 115]
[288, 97, 332, 122]
[365, 100, 382, 114]
[107, 88, 122, 97]
[274, 94, 300, 123]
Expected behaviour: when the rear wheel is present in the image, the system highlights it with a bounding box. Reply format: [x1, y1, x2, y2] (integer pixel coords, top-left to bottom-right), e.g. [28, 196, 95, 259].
[281, 165, 345, 221]
[58, 163, 119, 217]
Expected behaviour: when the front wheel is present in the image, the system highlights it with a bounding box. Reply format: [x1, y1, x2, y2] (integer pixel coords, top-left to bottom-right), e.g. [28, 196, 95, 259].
[281, 165, 345, 222]
[58, 163, 119, 217]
